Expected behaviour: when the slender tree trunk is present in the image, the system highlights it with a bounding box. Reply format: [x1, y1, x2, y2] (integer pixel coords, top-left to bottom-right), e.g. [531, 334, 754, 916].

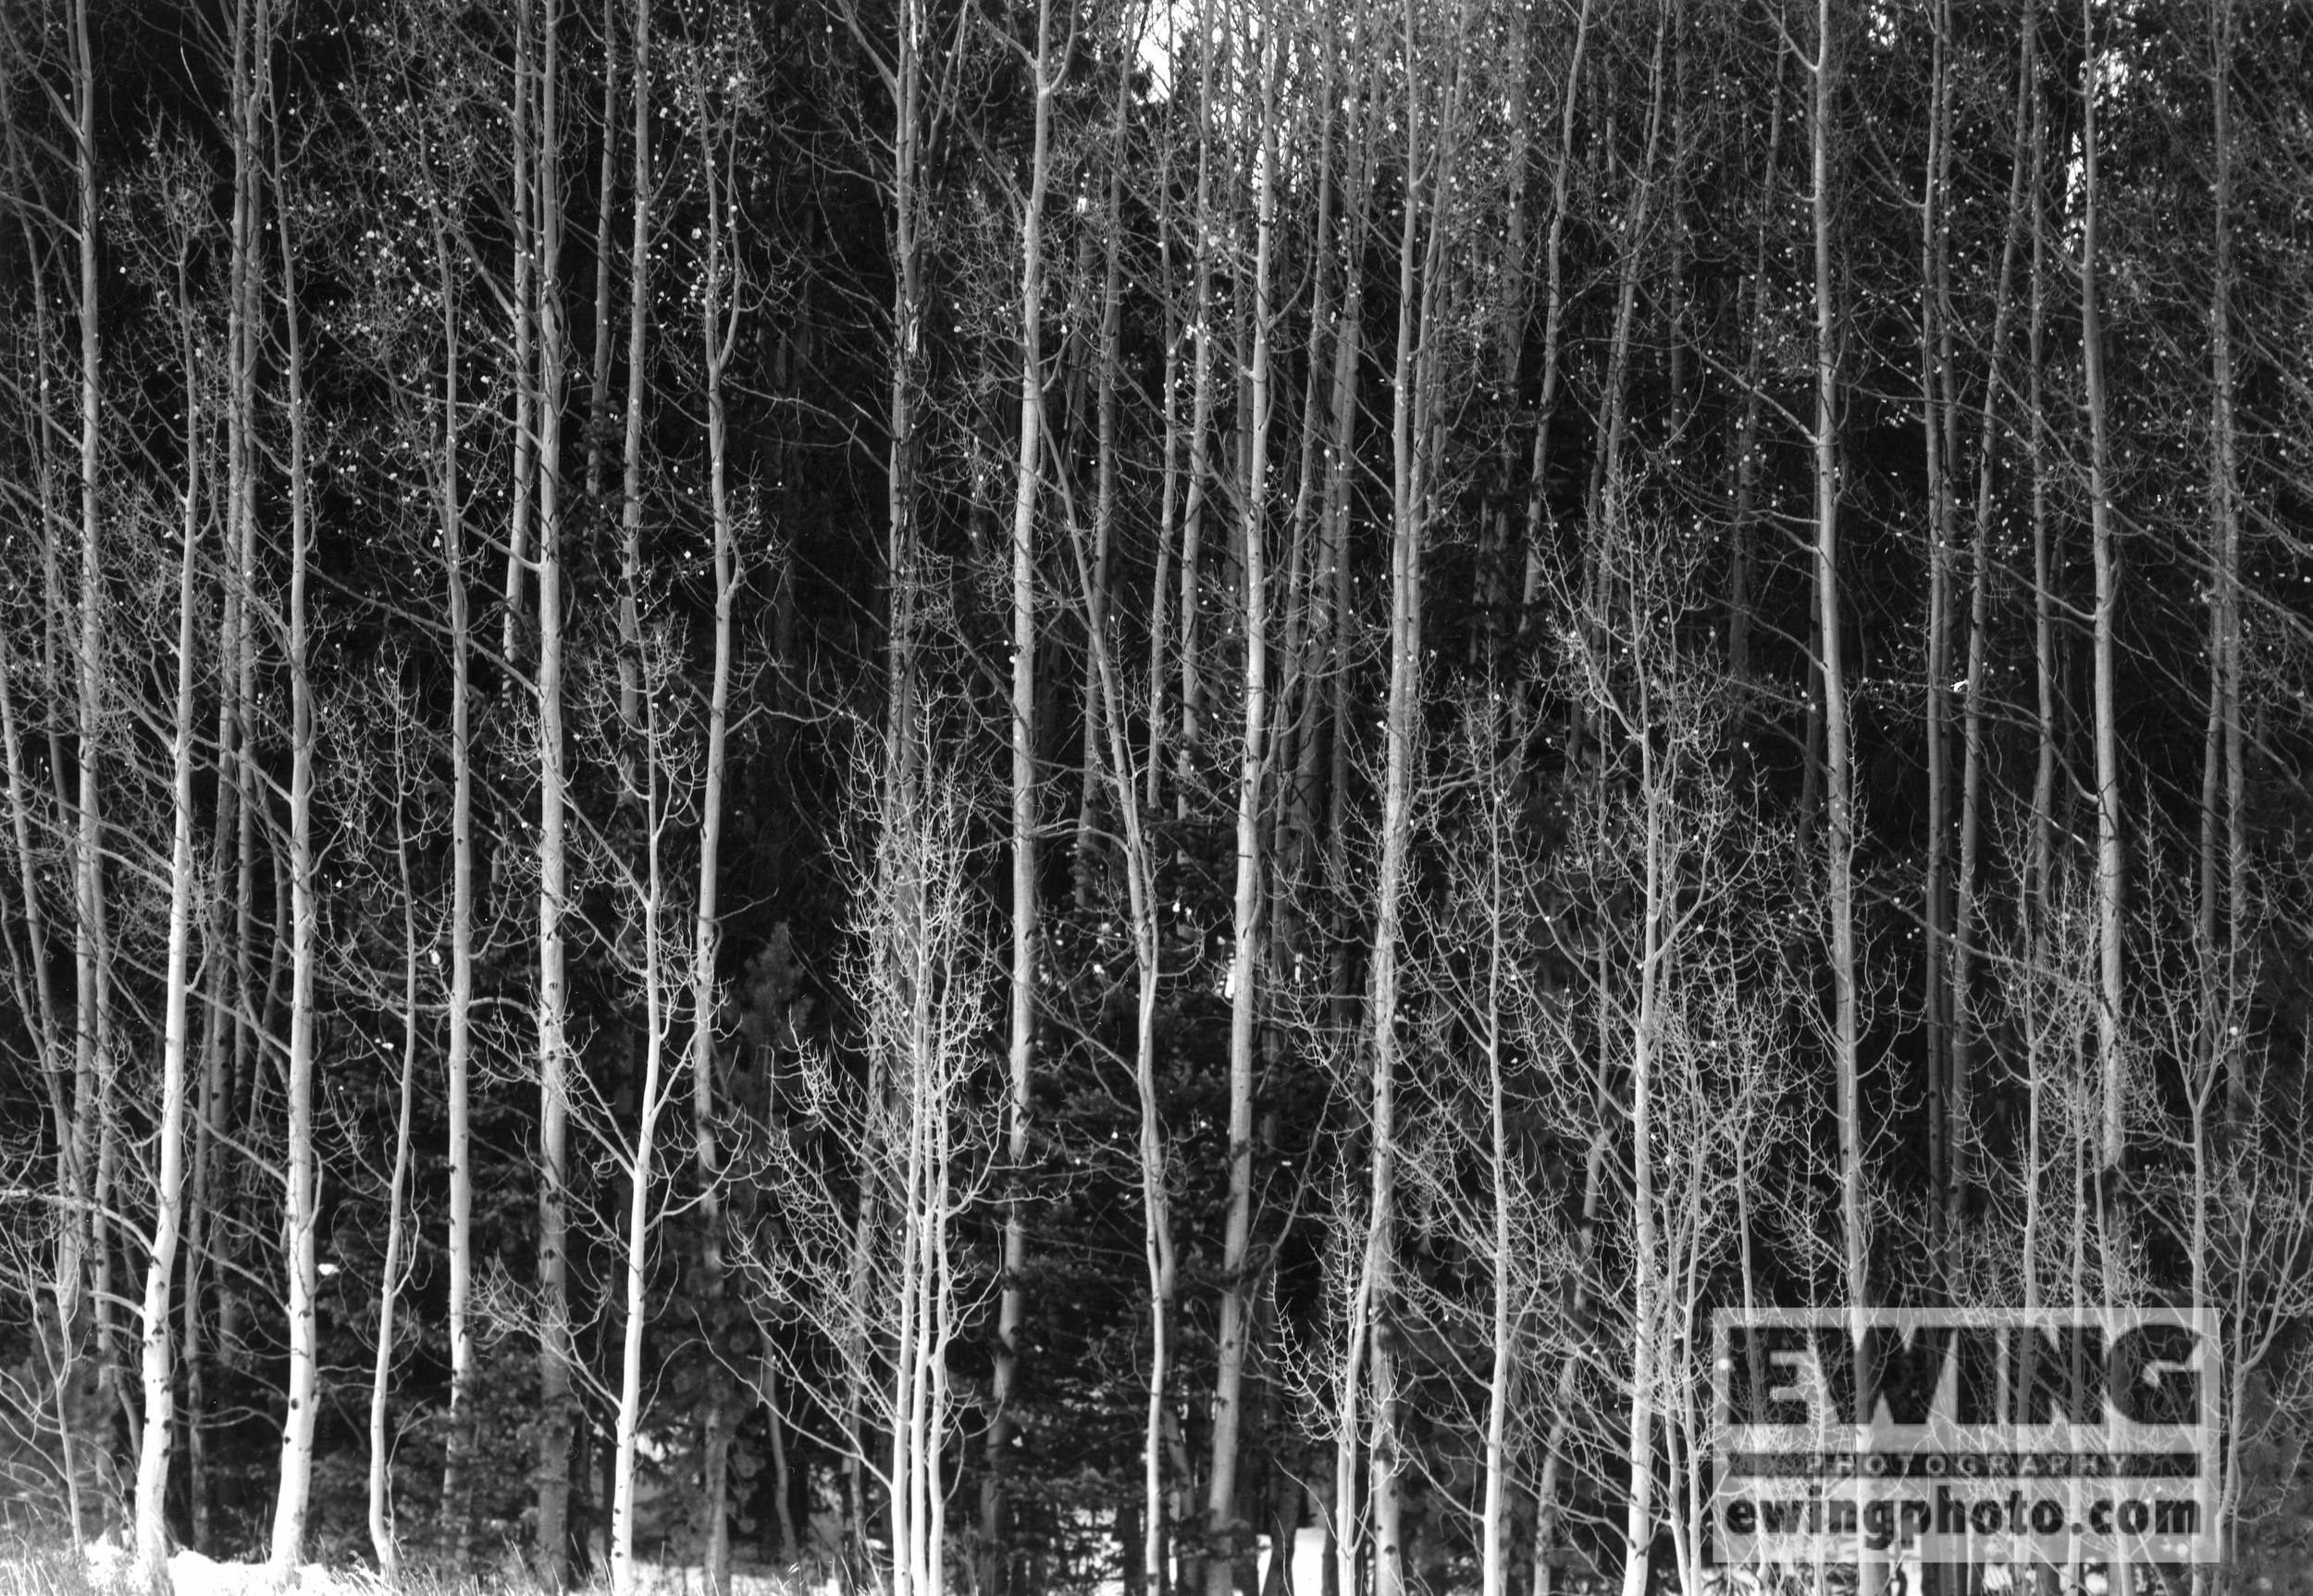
[534, 1, 578, 1577]
[1056, 318, 1174, 1596]
[2202, 0, 2244, 1123]
[427, 140, 480, 1565]
[2079, 0, 2126, 1230]
[370, 733, 425, 1584]
[507, 6, 538, 665]
[1207, 23, 1279, 1591]
[2023, 0, 2053, 1323]
[1514, 0, 1593, 735]
[1177, 15, 1220, 810]
[1369, 20, 1465, 1587]
[1919, 0, 1953, 1222]
[0, 66, 90, 1530]
[612, 706, 675, 1596]
[617, 0, 651, 729]
[68, 0, 118, 1506]
[1811, 0, 1869, 1357]
[268, 103, 324, 1571]
[1952, 0, 2037, 1237]
[690, 50, 743, 1594]
[1478, 715, 1518, 1596]
[133, 225, 206, 1596]
[988, 3, 1053, 1576]
[1726, 55, 1783, 684]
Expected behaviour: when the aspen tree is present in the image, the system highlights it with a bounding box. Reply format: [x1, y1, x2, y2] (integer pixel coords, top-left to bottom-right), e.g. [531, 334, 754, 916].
[418, 96, 482, 1559]
[587, 0, 622, 513]
[66, 0, 119, 1479]
[1951, 0, 2037, 1235]
[1725, 48, 1784, 683]
[1584, 10, 1670, 566]
[1809, 0, 1868, 1330]
[1367, 9, 1468, 1589]
[369, 714, 425, 1585]
[0, 53, 93, 1535]
[1175, 0, 1224, 809]
[2022, 0, 2054, 1320]
[506, 2, 539, 667]
[1044, 309, 1176, 1596]
[821, 0, 936, 1558]
[213, 6, 266, 1536]
[682, 19, 751, 1586]
[610, 645, 684, 1596]
[989, 0, 1057, 1568]
[1206, 13, 1280, 1587]
[131, 177, 206, 1596]
[618, 0, 652, 732]
[532, 0, 581, 1572]
[2201, 0, 2243, 1120]
[268, 85, 324, 1576]
[1919, 0, 1954, 1212]
[2078, 0, 2124, 1213]
[1513, 0, 1592, 715]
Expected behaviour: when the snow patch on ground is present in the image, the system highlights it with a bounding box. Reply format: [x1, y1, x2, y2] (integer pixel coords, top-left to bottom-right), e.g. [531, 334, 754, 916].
[78, 1540, 347, 1596]
[73, 1540, 824, 1596]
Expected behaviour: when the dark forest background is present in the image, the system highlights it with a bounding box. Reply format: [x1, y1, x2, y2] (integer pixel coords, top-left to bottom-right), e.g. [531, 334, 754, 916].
[4, 0, 2313, 1589]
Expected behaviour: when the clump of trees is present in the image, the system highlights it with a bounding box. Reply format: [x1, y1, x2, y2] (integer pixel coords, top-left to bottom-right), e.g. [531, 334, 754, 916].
[3, 0, 2313, 1589]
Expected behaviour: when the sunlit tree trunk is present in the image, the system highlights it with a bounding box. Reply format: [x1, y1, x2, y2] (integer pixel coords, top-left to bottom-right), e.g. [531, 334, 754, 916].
[2078, 0, 2126, 1293]
[987, 0, 1054, 1576]
[1952, 0, 2036, 1237]
[425, 119, 481, 1564]
[133, 208, 206, 1596]
[533, 0, 579, 1576]
[67, 0, 120, 1501]
[1810, 0, 1869, 1393]
[369, 725, 425, 1584]
[1206, 20, 1280, 1590]
[616, 0, 651, 729]
[611, 694, 679, 1596]
[686, 33, 745, 1590]
[268, 97, 323, 1574]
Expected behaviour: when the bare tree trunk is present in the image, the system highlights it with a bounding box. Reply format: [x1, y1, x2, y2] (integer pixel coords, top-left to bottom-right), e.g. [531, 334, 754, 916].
[2023, 6, 2053, 1319]
[0, 55, 91, 1530]
[1810, 0, 1870, 1395]
[1207, 22, 1280, 1591]
[2078, 0, 2122, 1194]
[370, 729, 425, 1585]
[1054, 298, 1174, 1596]
[133, 217, 207, 1596]
[268, 96, 324, 1571]
[1369, 19, 1466, 1588]
[1726, 53, 1784, 684]
[67, 0, 119, 1512]
[616, 0, 651, 729]
[1177, 0, 1223, 810]
[2201, 0, 2244, 1123]
[1918, 0, 1953, 1226]
[534, 1, 578, 1577]
[987, 0, 1054, 1575]
[426, 126, 481, 1565]
[688, 41, 744, 1592]
[506, 4, 538, 666]
[611, 699, 677, 1596]
[1514, 0, 1593, 727]
[1952, 0, 2036, 1237]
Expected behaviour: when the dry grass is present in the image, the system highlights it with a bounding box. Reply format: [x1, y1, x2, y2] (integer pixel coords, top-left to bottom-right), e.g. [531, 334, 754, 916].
[0, 1539, 95, 1596]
